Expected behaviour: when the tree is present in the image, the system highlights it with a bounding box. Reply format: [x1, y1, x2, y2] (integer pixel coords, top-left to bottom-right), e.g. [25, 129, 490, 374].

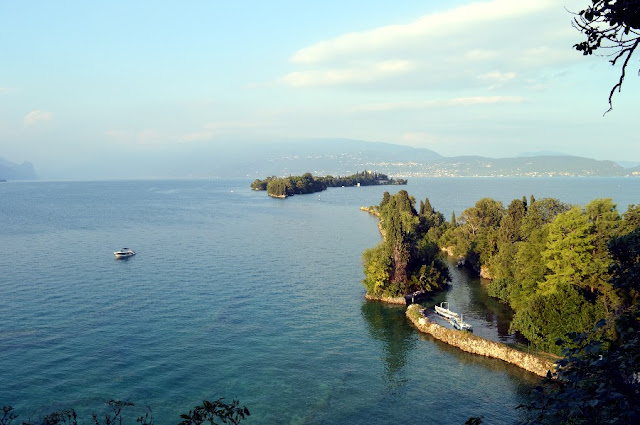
[622, 203, 640, 233]
[519, 244, 640, 424]
[540, 207, 597, 293]
[608, 228, 640, 305]
[573, 0, 640, 112]
[0, 399, 250, 425]
[179, 399, 250, 425]
[488, 199, 527, 282]
[362, 244, 392, 296]
[510, 283, 602, 353]
[362, 191, 449, 297]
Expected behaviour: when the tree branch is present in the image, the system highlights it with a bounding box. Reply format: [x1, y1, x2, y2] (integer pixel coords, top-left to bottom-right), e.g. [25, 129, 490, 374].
[605, 38, 640, 115]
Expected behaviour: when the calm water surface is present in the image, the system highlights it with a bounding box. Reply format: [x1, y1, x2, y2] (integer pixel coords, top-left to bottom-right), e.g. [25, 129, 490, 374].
[1, 177, 637, 424]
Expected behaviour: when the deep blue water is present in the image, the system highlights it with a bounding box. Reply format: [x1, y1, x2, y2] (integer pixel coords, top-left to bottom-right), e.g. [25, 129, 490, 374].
[1, 177, 638, 424]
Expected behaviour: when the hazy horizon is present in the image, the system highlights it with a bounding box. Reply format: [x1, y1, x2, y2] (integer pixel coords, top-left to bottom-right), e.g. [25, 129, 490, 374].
[2, 1, 639, 179]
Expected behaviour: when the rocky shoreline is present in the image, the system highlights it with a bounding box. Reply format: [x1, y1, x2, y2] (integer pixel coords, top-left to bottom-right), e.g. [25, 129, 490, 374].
[360, 206, 556, 377]
[365, 291, 430, 305]
[405, 304, 556, 377]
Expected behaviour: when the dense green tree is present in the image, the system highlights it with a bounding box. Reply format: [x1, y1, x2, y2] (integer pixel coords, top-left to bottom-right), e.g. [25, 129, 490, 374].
[621, 203, 640, 233]
[510, 230, 549, 310]
[540, 207, 597, 293]
[252, 171, 406, 198]
[520, 198, 571, 240]
[510, 283, 604, 353]
[498, 199, 527, 245]
[489, 199, 527, 280]
[362, 244, 392, 296]
[419, 197, 433, 216]
[380, 191, 391, 208]
[505, 198, 572, 307]
[608, 228, 640, 306]
[460, 198, 504, 267]
[385, 204, 411, 286]
[523, 225, 640, 423]
[362, 191, 448, 297]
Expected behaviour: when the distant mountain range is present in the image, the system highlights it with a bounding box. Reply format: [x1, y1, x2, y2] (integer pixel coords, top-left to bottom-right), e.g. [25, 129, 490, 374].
[0, 158, 37, 180]
[210, 139, 639, 178]
[3, 139, 639, 180]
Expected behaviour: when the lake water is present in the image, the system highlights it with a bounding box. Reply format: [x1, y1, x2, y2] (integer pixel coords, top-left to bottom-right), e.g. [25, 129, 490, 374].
[1, 177, 638, 424]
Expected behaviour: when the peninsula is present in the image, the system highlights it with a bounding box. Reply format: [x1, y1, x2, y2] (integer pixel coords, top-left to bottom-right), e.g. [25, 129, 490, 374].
[251, 170, 406, 198]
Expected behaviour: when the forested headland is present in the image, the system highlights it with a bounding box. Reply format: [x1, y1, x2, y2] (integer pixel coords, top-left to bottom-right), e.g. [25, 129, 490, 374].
[361, 190, 450, 299]
[250, 171, 407, 198]
[362, 190, 640, 357]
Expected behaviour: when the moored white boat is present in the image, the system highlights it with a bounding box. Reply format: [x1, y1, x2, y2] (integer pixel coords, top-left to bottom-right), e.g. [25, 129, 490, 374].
[451, 315, 473, 332]
[435, 302, 473, 331]
[114, 248, 136, 259]
[434, 302, 459, 320]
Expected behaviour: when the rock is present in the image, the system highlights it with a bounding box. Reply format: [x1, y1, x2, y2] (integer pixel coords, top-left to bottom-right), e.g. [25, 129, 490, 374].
[405, 304, 555, 377]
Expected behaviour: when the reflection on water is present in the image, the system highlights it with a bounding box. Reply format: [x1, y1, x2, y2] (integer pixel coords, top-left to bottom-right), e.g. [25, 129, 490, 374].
[420, 258, 528, 345]
[361, 302, 414, 387]
[360, 299, 538, 424]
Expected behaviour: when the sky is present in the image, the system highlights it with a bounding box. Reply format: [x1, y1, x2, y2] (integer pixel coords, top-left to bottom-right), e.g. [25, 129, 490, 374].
[1, 0, 638, 178]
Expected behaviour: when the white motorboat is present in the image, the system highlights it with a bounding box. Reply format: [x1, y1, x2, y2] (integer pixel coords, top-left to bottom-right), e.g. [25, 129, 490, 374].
[434, 302, 459, 320]
[451, 315, 473, 332]
[435, 302, 473, 331]
[114, 248, 136, 259]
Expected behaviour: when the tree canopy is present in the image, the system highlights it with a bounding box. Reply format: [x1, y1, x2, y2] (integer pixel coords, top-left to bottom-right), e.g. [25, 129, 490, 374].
[435, 194, 638, 354]
[251, 171, 407, 198]
[362, 192, 449, 298]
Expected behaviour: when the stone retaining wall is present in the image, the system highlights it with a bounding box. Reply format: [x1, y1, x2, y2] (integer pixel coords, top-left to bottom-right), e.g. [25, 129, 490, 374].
[406, 304, 555, 377]
[365, 293, 406, 305]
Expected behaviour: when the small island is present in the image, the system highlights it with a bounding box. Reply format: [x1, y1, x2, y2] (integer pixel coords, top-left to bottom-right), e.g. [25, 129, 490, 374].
[251, 170, 407, 198]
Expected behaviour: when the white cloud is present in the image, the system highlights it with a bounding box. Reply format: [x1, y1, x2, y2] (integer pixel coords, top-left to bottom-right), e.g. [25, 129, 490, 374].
[104, 129, 172, 146]
[179, 121, 266, 143]
[478, 71, 517, 83]
[400, 132, 441, 145]
[282, 0, 584, 90]
[291, 0, 555, 65]
[281, 60, 415, 87]
[24, 110, 53, 126]
[447, 96, 523, 106]
[353, 96, 523, 112]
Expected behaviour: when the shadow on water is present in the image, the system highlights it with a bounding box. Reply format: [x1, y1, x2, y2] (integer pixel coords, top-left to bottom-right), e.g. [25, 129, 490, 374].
[420, 258, 528, 345]
[361, 302, 415, 387]
[416, 329, 539, 385]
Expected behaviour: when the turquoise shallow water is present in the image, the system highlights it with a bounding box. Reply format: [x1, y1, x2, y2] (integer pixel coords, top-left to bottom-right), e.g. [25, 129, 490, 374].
[1, 177, 638, 424]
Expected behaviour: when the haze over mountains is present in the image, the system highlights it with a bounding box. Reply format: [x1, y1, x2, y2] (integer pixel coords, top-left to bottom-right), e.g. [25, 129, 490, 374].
[0, 158, 37, 180]
[2, 139, 639, 180]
